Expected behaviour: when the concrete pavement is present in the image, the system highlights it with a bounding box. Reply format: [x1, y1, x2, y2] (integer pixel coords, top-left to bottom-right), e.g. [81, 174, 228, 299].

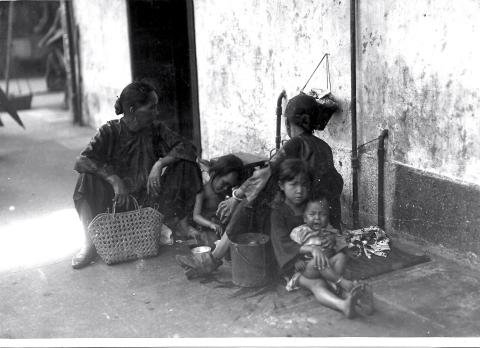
[1, 97, 480, 341]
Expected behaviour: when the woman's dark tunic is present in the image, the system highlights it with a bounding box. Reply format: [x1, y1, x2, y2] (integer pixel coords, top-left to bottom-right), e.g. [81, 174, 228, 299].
[73, 119, 202, 225]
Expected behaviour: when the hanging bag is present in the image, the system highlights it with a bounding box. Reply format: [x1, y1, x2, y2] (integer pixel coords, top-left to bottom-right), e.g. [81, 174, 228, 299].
[301, 53, 339, 130]
[88, 196, 164, 265]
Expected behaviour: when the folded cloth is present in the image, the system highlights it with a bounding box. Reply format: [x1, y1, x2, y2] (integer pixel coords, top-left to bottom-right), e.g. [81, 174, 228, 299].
[345, 226, 391, 259]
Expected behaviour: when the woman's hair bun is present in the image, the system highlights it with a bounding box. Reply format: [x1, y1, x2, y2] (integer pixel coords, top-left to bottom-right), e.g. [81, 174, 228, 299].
[114, 80, 157, 115]
[284, 94, 320, 132]
[114, 97, 123, 115]
[285, 92, 339, 131]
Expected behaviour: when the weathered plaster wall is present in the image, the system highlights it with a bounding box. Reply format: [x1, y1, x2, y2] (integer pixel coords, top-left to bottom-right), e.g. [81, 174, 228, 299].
[193, 0, 355, 223]
[193, 0, 480, 253]
[193, 0, 353, 158]
[358, 0, 480, 184]
[73, 0, 131, 127]
[355, 1, 480, 250]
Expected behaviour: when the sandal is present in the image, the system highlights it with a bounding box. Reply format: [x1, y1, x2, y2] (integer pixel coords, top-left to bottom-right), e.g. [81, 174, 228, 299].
[348, 282, 364, 295]
[71, 246, 97, 270]
[355, 283, 374, 315]
[176, 253, 222, 279]
[175, 254, 198, 270]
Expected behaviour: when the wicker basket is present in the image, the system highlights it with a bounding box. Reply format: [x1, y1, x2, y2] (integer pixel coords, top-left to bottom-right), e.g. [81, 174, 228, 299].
[88, 197, 164, 265]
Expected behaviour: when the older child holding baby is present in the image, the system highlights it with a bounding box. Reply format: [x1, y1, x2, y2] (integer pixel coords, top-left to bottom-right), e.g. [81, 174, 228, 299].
[270, 158, 363, 318]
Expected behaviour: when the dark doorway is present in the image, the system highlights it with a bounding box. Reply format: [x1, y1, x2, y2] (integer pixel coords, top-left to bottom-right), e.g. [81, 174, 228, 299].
[127, 0, 201, 153]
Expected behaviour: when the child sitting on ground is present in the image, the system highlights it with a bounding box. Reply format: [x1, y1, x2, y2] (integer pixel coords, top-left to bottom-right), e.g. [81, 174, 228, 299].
[189, 154, 244, 248]
[289, 192, 374, 315]
[270, 158, 364, 318]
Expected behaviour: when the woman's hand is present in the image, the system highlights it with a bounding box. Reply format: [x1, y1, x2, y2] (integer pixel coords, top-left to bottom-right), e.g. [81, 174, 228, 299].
[310, 246, 330, 270]
[107, 175, 129, 207]
[216, 197, 240, 224]
[147, 160, 163, 195]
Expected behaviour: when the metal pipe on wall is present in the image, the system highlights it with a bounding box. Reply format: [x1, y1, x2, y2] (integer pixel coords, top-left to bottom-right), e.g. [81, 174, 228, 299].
[276, 90, 287, 150]
[350, 0, 359, 228]
[377, 129, 389, 229]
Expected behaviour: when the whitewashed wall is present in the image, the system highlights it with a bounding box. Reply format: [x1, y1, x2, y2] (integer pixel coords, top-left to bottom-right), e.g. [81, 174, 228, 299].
[73, 0, 131, 127]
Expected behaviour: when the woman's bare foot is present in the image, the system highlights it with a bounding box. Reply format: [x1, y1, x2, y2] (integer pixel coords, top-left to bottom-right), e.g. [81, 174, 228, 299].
[341, 284, 363, 319]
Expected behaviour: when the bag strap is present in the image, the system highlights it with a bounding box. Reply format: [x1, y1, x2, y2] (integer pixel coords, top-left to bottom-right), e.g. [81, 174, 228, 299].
[301, 53, 331, 93]
[112, 195, 140, 215]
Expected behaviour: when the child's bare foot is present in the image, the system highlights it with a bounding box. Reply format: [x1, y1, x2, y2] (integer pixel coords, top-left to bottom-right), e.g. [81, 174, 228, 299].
[342, 284, 363, 319]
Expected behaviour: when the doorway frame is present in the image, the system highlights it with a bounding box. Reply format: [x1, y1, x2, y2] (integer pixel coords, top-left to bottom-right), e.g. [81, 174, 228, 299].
[126, 0, 202, 156]
[185, 0, 202, 156]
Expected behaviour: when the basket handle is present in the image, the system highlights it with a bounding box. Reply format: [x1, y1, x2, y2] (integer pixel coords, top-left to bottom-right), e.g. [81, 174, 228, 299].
[112, 195, 140, 215]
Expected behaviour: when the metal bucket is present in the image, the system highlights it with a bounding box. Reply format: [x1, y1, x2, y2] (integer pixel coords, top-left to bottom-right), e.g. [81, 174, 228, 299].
[230, 233, 270, 287]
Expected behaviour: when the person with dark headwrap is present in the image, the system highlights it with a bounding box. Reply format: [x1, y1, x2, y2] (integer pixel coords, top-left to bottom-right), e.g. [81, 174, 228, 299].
[176, 92, 343, 277]
[72, 81, 202, 269]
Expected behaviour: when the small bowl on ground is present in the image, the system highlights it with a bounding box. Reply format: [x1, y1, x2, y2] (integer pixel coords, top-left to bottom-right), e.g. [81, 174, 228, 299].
[191, 245, 211, 264]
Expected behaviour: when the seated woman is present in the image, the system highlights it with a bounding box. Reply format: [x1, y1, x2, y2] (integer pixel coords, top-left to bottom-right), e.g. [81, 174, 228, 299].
[177, 93, 343, 274]
[72, 81, 202, 269]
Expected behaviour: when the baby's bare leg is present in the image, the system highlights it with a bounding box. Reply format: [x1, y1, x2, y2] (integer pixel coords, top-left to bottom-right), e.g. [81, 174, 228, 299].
[328, 252, 357, 292]
[310, 252, 358, 293]
[330, 251, 348, 275]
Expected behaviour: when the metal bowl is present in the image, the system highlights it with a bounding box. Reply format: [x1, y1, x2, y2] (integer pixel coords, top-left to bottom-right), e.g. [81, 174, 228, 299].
[191, 246, 211, 263]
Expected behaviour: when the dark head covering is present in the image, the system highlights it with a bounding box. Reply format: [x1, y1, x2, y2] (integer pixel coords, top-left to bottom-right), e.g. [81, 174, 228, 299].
[284, 92, 338, 132]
